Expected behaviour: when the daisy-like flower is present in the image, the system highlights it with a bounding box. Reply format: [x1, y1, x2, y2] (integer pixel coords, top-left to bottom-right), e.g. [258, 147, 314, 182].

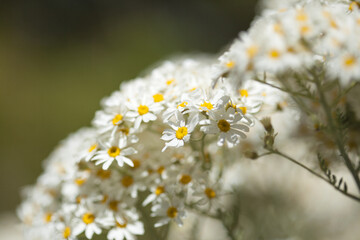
[55, 219, 77, 240]
[126, 96, 164, 129]
[162, 93, 192, 121]
[72, 204, 113, 239]
[79, 142, 99, 162]
[107, 211, 144, 240]
[200, 107, 250, 147]
[161, 111, 198, 151]
[151, 197, 186, 227]
[92, 137, 137, 170]
[92, 105, 128, 136]
[193, 181, 223, 211]
[327, 51, 360, 86]
[186, 88, 230, 115]
[142, 185, 167, 206]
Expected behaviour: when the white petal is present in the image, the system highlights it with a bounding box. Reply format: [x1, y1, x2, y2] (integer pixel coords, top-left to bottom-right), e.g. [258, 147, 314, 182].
[72, 223, 86, 236]
[122, 157, 134, 167]
[85, 226, 94, 239]
[134, 117, 142, 129]
[124, 231, 135, 240]
[166, 138, 179, 147]
[126, 111, 138, 118]
[115, 157, 124, 167]
[102, 159, 113, 170]
[122, 147, 137, 156]
[161, 134, 175, 141]
[200, 125, 218, 134]
[128, 222, 144, 235]
[142, 194, 156, 206]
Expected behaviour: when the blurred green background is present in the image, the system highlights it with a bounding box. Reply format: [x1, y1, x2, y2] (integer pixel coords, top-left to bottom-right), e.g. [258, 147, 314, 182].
[0, 0, 258, 213]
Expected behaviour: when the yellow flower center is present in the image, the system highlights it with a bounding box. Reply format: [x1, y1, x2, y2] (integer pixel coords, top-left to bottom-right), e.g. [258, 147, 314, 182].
[96, 169, 111, 179]
[179, 174, 192, 185]
[189, 87, 197, 92]
[177, 101, 188, 108]
[88, 144, 97, 152]
[296, 10, 308, 22]
[109, 201, 119, 211]
[108, 146, 121, 158]
[176, 127, 188, 140]
[204, 188, 216, 199]
[155, 186, 165, 195]
[82, 213, 95, 225]
[44, 213, 52, 223]
[101, 195, 109, 204]
[217, 119, 231, 132]
[75, 178, 86, 186]
[119, 127, 129, 135]
[273, 23, 283, 34]
[166, 79, 175, 85]
[300, 25, 310, 34]
[138, 105, 149, 115]
[239, 89, 248, 97]
[116, 220, 127, 228]
[343, 55, 356, 68]
[330, 19, 337, 28]
[167, 207, 178, 218]
[131, 159, 141, 169]
[153, 93, 164, 102]
[76, 196, 82, 204]
[112, 114, 123, 125]
[63, 227, 71, 239]
[226, 61, 235, 68]
[239, 106, 247, 114]
[269, 49, 281, 59]
[157, 166, 165, 174]
[121, 175, 134, 188]
[247, 45, 258, 58]
[200, 101, 213, 111]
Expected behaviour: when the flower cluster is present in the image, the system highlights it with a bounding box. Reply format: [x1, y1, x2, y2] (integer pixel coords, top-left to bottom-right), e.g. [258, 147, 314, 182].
[18, 0, 360, 239]
[214, 0, 360, 87]
[18, 59, 287, 240]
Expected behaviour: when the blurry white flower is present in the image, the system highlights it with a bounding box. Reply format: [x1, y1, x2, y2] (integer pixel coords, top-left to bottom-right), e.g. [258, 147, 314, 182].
[151, 198, 186, 227]
[200, 108, 250, 147]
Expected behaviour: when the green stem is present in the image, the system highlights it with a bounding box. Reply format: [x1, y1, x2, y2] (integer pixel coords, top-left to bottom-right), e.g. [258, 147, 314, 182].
[314, 73, 360, 193]
[263, 150, 360, 202]
[253, 76, 311, 99]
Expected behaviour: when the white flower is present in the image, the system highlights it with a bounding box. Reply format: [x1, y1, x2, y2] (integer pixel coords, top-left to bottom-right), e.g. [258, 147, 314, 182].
[126, 96, 163, 129]
[72, 204, 113, 239]
[79, 142, 99, 162]
[193, 181, 223, 211]
[327, 51, 360, 86]
[142, 185, 167, 206]
[161, 111, 198, 151]
[200, 107, 250, 147]
[107, 211, 144, 240]
[186, 88, 230, 116]
[151, 197, 186, 227]
[92, 137, 137, 170]
[92, 105, 128, 136]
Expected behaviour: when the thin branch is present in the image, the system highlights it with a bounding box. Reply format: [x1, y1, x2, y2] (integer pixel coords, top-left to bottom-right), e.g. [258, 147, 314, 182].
[259, 150, 360, 202]
[253, 76, 312, 99]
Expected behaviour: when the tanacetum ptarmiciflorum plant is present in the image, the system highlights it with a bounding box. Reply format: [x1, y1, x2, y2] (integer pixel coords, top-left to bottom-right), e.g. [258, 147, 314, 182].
[18, 0, 360, 239]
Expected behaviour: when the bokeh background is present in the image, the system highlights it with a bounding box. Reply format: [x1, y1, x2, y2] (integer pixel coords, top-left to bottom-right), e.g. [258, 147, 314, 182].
[0, 0, 259, 214]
